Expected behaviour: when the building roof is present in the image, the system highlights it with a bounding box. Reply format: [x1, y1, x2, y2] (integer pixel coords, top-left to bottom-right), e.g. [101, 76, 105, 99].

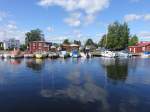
[62, 44, 79, 47]
[129, 41, 150, 47]
[136, 42, 150, 47]
[30, 41, 52, 44]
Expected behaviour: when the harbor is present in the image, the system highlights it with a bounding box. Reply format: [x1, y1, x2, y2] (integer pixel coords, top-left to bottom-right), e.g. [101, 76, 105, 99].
[0, 0, 150, 112]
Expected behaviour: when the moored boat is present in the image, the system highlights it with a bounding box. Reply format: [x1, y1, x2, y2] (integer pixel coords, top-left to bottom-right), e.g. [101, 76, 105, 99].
[141, 52, 150, 58]
[71, 50, 80, 58]
[116, 51, 132, 58]
[35, 52, 48, 59]
[3, 53, 11, 58]
[24, 53, 35, 58]
[59, 51, 68, 58]
[80, 52, 86, 58]
[101, 50, 116, 58]
[48, 52, 59, 59]
[35, 53, 44, 59]
[10, 49, 24, 59]
[0, 54, 3, 58]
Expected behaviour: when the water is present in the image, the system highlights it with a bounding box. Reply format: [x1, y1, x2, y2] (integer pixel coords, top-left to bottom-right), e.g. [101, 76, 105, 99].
[0, 57, 150, 112]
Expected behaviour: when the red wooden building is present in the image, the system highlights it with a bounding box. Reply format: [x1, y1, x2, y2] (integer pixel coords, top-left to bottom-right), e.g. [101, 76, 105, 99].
[128, 42, 150, 53]
[28, 41, 52, 53]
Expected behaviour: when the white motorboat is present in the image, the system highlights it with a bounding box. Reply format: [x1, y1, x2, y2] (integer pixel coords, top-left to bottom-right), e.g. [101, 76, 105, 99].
[101, 51, 116, 58]
[0, 54, 3, 58]
[59, 51, 68, 58]
[80, 52, 86, 58]
[141, 52, 150, 58]
[3, 53, 11, 58]
[116, 51, 132, 58]
[24, 53, 35, 58]
[48, 52, 59, 58]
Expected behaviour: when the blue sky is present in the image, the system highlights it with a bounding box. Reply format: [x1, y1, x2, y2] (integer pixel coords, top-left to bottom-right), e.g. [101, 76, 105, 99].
[0, 0, 150, 43]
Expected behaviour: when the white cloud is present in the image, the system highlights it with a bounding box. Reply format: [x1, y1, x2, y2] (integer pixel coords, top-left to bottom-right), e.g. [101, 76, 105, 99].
[38, 0, 110, 26]
[84, 14, 96, 25]
[124, 13, 150, 22]
[144, 14, 150, 21]
[124, 14, 142, 22]
[38, 0, 109, 14]
[64, 12, 81, 27]
[0, 22, 25, 43]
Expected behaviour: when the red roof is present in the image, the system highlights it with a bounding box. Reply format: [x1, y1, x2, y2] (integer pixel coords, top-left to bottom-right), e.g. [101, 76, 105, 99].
[136, 42, 150, 47]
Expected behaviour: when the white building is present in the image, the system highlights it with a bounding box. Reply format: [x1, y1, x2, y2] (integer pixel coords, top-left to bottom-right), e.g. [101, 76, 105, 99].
[3, 38, 20, 50]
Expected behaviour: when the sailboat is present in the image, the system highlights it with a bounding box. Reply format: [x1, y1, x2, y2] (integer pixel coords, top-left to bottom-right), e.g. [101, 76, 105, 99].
[101, 32, 116, 58]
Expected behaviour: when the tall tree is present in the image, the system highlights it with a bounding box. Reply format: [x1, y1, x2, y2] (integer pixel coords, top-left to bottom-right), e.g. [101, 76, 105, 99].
[128, 35, 139, 46]
[20, 44, 27, 51]
[25, 29, 45, 45]
[98, 34, 107, 47]
[106, 22, 130, 50]
[63, 39, 70, 45]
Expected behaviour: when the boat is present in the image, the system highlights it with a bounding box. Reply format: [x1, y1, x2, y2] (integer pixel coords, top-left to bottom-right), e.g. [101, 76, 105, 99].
[141, 51, 150, 58]
[10, 49, 24, 59]
[24, 53, 35, 58]
[116, 51, 132, 58]
[35, 52, 48, 59]
[101, 50, 116, 58]
[59, 51, 68, 58]
[3, 53, 11, 58]
[80, 52, 87, 58]
[11, 54, 23, 59]
[35, 53, 43, 59]
[71, 50, 80, 58]
[0, 54, 3, 58]
[48, 52, 59, 59]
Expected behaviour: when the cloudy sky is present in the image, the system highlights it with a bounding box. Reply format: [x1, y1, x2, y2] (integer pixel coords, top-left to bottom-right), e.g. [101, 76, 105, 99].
[0, 0, 150, 43]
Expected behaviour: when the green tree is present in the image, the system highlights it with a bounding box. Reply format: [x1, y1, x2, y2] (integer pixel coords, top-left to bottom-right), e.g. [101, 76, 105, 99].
[98, 34, 107, 47]
[20, 44, 27, 51]
[106, 22, 130, 50]
[74, 40, 81, 46]
[128, 35, 138, 46]
[25, 29, 45, 45]
[63, 39, 70, 45]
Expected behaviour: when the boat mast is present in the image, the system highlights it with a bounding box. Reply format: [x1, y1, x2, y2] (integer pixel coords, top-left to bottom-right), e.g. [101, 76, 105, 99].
[105, 31, 108, 49]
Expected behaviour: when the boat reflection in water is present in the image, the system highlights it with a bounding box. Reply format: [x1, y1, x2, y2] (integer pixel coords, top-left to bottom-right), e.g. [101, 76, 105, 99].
[9, 59, 22, 65]
[26, 59, 45, 71]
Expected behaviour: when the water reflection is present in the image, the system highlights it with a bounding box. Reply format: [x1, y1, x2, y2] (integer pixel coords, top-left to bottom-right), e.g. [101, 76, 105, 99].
[26, 59, 45, 71]
[40, 67, 109, 112]
[9, 59, 22, 65]
[101, 58, 128, 81]
[0, 58, 150, 112]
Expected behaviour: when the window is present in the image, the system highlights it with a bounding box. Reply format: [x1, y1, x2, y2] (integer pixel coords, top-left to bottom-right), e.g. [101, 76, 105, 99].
[39, 43, 42, 46]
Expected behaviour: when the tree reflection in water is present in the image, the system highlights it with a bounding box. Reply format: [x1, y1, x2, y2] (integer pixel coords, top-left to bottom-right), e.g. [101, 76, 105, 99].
[26, 59, 45, 71]
[101, 58, 128, 82]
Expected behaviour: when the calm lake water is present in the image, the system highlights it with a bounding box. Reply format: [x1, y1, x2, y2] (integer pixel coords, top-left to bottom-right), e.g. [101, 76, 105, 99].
[0, 57, 150, 112]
